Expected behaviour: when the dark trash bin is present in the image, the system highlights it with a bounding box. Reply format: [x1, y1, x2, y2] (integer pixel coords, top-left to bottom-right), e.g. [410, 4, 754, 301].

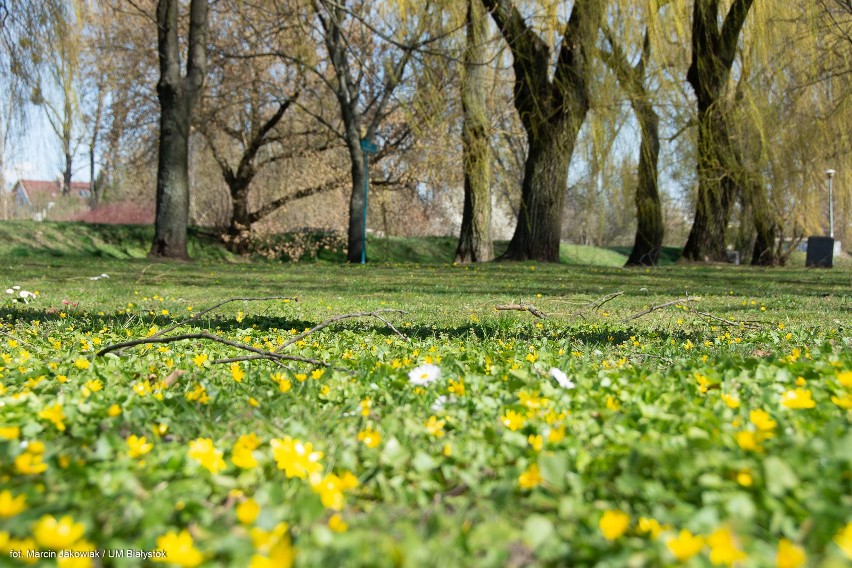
[805, 236, 834, 268]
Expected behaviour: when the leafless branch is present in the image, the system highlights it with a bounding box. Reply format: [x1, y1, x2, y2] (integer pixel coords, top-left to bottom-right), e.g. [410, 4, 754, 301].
[622, 297, 698, 322]
[495, 304, 546, 319]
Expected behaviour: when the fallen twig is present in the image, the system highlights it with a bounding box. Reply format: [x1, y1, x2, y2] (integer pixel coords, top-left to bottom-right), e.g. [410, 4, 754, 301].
[692, 310, 762, 329]
[495, 304, 546, 319]
[622, 297, 698, 322]
[154, 296, 299, 338]
[589, 291, 624, 311]
[0, 328, 34, 348]
[97, 305, 407, 372]
[277, 309, 406, 350]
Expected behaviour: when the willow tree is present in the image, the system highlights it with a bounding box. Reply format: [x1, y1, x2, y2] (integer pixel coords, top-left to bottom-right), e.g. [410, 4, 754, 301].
[455, 0, 493, 263]
[150, 0, 209, 259]
[601, 28, 663, 266]
[482, 0, 605, 262]
[681, 0, 755, 262]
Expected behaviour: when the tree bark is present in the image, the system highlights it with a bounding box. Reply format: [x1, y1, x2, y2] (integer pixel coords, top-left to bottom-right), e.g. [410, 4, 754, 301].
[456, 0, 493, 263]
[150, 0, 208, 260]
[602, 30, 663, 266]
[681, 0, 755, 262]
[345, 133, 368, 263]
[483, 0, 602, 262]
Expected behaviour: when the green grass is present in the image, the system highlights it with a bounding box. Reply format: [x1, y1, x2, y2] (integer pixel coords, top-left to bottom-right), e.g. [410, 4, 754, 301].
[1, 227, 851, 567]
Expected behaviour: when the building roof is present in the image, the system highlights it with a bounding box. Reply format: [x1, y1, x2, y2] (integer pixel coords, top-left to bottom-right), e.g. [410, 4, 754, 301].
[14, 179, 92, 206]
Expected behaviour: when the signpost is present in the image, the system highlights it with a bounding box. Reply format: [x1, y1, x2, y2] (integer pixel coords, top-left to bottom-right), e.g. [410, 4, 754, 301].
[359, 138, 378, 264]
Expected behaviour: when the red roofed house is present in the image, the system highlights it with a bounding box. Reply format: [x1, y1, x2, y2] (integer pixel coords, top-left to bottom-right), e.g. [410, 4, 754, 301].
[12, 179, 92, 221]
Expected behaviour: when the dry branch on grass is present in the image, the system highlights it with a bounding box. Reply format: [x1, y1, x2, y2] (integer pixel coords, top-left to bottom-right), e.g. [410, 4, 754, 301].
[97, 300, 407, 369]
[495, 304, 546, 319]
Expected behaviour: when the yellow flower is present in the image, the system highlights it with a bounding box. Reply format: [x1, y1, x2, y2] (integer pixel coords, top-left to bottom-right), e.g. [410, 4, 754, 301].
[229, 362, 245, 383]
[127, 435, 153, 459]
[721, 393, 740, 409]
[0, 426, 20, 439]
[295, 373, 307, 382]
[249, 523, 295, 568]
[0, 490, 26, 517]
[188, 438, 226, 474]
[311, 473, 358, 511]
[606, 396, 621, 411]
[835, 522, 852, 559]
[232, 444, 259, 469]
[108, 404, 122, 417]
[357, 428, 382, 448]
[776, 538, 806, 568]
[270, 437, 324, 479]
[328, 513, 348, 532]
[448, 379, 465, 395]
[38, 402, 66, 432]
[666, 529, 704, 561]
[518, 463, 542, 489]
[637, 517, 664, 539]
[736, 470, 753, 487]
[547, 425, 566, 443]
[527, 434, 543, 452]
[599, 510, 630, 541]
[780, 388, 816, 409]
[192, 353, 208, 367]
[74, 358, 90, 370]
[274, 373, 292, 393]
[425, 415, 446, 437]
[736, 431, 762, 452]
[152, 529, 203, 567]
[236, 498, 260, 525]
[707, 526, 747, 566]
[501, 410, 525, 431]
[832, 394, 852, 409]
[33, 514, 86, 549]
[837, 371, 852, 388]
[311, 369, 325, 379]
[15, 452, 48, 474]
[749, 409, 777, 432]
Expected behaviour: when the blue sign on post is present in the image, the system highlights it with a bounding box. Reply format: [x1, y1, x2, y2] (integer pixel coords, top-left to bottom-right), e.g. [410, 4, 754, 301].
[359, 138, 378, 264]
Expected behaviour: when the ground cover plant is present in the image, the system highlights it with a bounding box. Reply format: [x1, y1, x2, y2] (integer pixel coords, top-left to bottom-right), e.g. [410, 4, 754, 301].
[1, 254, 851, 567]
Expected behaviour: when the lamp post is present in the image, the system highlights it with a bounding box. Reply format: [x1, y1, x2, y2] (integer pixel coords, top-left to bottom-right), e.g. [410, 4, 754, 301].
[826, 169, 836, 239]
[359, 138, 378, 264]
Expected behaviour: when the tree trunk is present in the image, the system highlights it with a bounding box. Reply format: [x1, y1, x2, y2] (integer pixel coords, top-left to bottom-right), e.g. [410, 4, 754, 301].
[346, 139, 368, 263]
[681, 0, 755, 262]
[455, 0, 492, 263]
[151, 92, 191, 259]
[484, 0, 602, 263]
[681, 105, 737, 262]
[626, 114, 663, 266]
[602, 29, 664, 267]
[746, 177, 779, 265]
[149, 0, 208, 259]
[502, 123, 575, 261]
[62, 150, 72, 197]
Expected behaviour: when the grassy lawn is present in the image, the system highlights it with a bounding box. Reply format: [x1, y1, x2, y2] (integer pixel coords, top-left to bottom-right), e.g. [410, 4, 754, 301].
[1, 229, 851, 567]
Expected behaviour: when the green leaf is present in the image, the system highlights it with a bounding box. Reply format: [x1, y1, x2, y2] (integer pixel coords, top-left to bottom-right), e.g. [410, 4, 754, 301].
[523, 514, 554, 550]
[764, 456, 798, 497]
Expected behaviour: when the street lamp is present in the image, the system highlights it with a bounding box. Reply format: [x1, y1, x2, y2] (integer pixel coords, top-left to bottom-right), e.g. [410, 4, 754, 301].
[826, 169, 836, 239]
